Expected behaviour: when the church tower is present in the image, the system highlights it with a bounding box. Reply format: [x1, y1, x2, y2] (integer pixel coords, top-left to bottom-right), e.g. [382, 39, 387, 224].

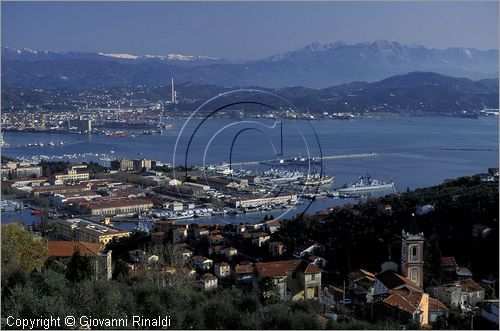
[401, 216, 424, 288]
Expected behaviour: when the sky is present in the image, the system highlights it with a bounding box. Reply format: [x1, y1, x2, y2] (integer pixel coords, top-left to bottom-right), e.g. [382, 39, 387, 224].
[2, 1, 498, 60]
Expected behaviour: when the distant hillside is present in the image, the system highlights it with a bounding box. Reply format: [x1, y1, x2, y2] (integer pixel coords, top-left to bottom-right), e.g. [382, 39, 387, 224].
[2, 72, 497, 116]
[2, 40, 498, 89]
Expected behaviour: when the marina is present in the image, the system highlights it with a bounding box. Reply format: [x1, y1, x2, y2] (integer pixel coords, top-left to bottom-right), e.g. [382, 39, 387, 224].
[2, 116, 498, 227]
[1, 200, 25, 213]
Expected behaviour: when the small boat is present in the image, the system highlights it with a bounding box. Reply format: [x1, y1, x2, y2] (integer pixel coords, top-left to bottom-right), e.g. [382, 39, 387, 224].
[134, 221, 150, 233]
[31, 209, 42, 216]
[166, 213, 194, 220]
[326, 190, 340, 198]
[1, 200, 24, 212]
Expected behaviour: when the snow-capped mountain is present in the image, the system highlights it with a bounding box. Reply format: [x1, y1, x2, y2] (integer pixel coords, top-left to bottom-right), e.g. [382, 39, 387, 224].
[2, 47, 227, 65]
[99, 52, 222, 62]
[2, 40, 498, 89]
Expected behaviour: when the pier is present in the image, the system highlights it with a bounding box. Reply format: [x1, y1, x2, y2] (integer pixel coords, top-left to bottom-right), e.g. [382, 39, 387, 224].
[230, 152, 379, 166]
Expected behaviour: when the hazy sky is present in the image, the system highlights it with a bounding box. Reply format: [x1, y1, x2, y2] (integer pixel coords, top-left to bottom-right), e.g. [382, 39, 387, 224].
[2, 1, 498, 60]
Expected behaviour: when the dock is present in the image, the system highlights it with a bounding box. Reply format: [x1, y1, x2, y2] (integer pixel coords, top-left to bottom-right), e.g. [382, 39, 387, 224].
[230, 152, 379, 166]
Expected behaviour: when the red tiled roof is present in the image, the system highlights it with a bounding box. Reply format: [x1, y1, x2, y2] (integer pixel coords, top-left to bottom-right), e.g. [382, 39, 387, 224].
[459, 278, 484, 293]
[382, 290, 422, 315]
[266, 220, 281, 227]
[376, 270, 421, 291]
[32, 183, 90, 193]
[256, 260, 301, 278]
[48, 241, 102, 257]
[428, 297, 448, 312]
[326, 285, 344, 295]
[79, 197, 153, 210]
[191, 255, 211, 263]
[203, 273, 217, 281]
[349, 269, 376, 282]
[299, 260, 323, 274]
[235, 264, 254, 274]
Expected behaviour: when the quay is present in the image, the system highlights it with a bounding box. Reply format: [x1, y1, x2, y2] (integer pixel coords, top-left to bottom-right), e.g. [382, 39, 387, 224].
[231, 152, 379, 166]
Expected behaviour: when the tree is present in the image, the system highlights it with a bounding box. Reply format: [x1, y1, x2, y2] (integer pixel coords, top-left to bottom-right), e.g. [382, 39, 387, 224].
[112, 260, 130, 281]
[65, 251, 94, 282]
[1, 223, 49, 274]
[260, 277, 280, 304]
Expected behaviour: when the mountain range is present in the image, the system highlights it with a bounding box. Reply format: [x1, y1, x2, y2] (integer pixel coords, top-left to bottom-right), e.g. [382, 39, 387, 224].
[2, 40, 498, 89]
[3, 72, 497, 115]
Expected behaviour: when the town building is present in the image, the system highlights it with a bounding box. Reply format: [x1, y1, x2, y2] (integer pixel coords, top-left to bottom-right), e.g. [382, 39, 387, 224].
[69, 118, 92, 132]
[32, 183, 92, 197]
[265, 220, 281, 234]
[234, 263, 254, 286]
[47, 241, 112, 280]
[2, 177, 49, 188]
[202, 273, 218, 290]
[251, 232, 271, 247]
[133, 159, 152, 171]
[78, 197, 153, 216]
[191, 256, 213, 272]
[224, 247, 238, 259]
[151, 232, 167, 245]
[429, 278, 485, 308]
[255, 260, 322, 301]
[51, 165, 90, 184]
[322, 285, 344, 307]
[194, 227, 210, 238]
[110, 159, 134, 171]
[177, 247, 193, 263]
[214, 262, 231, 278]
[208, 234, 224, 245]
[374, 289, 431, 326]
[173, 228, 188, 244]
[269, 241, 286, 256]
[348, 269, 376, 303]
[1, 161, 42, 179]
[182, 182, 210, 196]
[55, 218, 131, 244]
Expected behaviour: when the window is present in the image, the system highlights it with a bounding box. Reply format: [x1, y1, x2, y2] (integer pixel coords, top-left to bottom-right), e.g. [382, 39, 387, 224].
[311, 274, 316, 281]
[410, 245, 419, 262]
[410, 268, 418, 283]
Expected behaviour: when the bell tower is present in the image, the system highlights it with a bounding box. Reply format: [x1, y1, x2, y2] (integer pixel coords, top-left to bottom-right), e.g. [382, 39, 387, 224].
[401, 216, 424, 288]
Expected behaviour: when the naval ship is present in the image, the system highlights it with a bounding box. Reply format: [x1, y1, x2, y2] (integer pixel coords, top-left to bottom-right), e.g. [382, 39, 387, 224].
[337, 175, 396, 193]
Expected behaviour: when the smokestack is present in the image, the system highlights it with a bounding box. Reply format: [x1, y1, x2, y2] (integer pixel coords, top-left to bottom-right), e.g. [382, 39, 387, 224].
[171, 77, 176, 103]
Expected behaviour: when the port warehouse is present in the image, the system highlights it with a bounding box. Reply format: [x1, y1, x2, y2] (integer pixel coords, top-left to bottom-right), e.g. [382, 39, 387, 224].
[55, 218, 131, 244]
[230, 193, 298, 208]
[1, 159, 299, 221]
[3, 175, 297, 214]
[78, 197, 154, 216]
